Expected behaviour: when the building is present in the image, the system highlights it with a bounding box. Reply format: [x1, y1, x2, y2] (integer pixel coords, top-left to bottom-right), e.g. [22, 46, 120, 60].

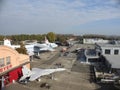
[0, 45, 30, 88]
[95, 43, 120, 70]
[95, 43, 120, 56]
[83, 38, 109, 44]
[94, 43, 120, 85]
[78, 48, 100, 65]
[85, 49, 99, 64]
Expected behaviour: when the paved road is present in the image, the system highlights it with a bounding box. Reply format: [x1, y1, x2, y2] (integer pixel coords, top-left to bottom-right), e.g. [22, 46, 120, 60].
[71, 60, 120, 90]
[71, 60, 90, 73]
[42, 52, 60, 65]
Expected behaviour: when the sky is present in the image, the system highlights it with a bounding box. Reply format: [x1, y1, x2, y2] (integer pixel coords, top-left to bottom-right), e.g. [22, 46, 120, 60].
[0, 0, 120, 35]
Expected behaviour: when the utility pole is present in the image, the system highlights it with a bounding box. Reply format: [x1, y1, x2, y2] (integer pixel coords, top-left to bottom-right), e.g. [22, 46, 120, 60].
[0, 76, 5, 90]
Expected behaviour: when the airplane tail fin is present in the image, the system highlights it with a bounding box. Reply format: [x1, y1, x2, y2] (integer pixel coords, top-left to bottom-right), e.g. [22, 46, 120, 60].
[45, 36, 49, 44]
[19, 66, 33, 81]
[22, 66, 32, 76]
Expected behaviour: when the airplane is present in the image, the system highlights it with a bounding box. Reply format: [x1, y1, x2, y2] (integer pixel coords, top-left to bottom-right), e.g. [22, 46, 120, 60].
[19, 66, 66, 82]
[44, 37, 58, 48]
[3, 38, 58, 56]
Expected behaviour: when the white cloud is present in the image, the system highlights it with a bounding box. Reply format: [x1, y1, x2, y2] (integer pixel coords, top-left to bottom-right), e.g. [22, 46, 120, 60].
[0, 0, 120, 34]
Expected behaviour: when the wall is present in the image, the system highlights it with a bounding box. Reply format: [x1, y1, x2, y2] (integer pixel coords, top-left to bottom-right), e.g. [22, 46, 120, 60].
[101, 47, 120, 55]
[0, 45, 30, 74]
[83, 38, 109, 44]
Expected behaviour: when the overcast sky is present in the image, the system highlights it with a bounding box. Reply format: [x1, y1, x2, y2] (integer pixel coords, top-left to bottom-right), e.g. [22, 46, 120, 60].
[0, 0, 120, 35]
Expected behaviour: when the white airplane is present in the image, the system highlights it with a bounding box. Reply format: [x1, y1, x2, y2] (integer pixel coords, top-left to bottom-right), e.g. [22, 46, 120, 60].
[3, 38, 57, 56]
[44, 37, 58, 48]
[19, 66, 66, 82]
[26, 37, 58, 49]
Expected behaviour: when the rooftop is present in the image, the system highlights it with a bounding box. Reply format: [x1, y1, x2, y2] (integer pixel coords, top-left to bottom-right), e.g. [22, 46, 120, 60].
[96, 43, 120, 48]
[105, 55, 120, 69]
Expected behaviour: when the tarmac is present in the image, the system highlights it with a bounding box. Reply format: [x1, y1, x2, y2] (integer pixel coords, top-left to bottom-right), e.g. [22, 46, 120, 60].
[5, 44, 120, 90]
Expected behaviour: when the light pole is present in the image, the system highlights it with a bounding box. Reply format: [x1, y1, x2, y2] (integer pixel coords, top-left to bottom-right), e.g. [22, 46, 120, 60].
[0, 76, 5, 90]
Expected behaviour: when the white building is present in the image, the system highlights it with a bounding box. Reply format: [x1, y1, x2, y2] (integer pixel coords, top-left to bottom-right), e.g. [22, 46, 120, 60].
[95, 43, 120, 85]
[96, 43, 120, 56]
[83, 38, 109, 44]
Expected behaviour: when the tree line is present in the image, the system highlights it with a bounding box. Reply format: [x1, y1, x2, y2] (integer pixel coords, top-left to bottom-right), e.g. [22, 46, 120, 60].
[0, 32, 75, 44]
[82, 34, 120, 40]
[0, 32, 55, 42]
[0, 33, 120, 43]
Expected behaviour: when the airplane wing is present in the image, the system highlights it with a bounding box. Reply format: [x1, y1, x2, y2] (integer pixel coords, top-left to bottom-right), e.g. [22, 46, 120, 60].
[39, 47, 49, 51]
[35, 44, 48, 48]
[46, 47, 55, 51]
[49, 43, 58, 48]
[29, 68, 66, 81]
[19, 66, 66, 81]
[35, 46, 55, 52]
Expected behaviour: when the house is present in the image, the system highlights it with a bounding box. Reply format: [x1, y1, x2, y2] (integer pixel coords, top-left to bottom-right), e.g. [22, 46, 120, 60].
[0, 45, 30, 88]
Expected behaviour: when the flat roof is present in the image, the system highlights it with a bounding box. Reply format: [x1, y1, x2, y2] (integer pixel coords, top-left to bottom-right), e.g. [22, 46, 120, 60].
[96, 43, 120, 48]
[105, 55, 120, 69]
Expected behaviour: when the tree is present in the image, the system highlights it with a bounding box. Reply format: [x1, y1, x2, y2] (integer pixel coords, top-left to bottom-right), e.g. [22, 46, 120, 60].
[15, 41, 27, 54]
[46, 32, 56, 42]
[0, 35, 4, 41]
[56, 35, 66, 43]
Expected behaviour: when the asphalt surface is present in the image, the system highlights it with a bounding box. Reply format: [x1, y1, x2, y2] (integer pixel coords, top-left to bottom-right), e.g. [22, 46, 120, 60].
[42, 52, 60, 65]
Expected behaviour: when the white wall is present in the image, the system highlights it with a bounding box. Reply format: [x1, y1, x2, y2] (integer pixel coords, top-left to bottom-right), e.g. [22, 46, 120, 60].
[83, 38, 109, 44]
[101, 47, 120, 55]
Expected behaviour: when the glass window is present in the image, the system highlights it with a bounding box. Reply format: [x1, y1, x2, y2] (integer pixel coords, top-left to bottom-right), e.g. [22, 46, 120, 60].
[105, 49, 111, 54]
[0, 58, 5, 67]
[114, 50, 119, 55]
[6, 56, 11, 65]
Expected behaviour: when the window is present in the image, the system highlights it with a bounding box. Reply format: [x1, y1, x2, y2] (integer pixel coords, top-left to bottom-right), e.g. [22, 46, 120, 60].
[105, 49, 111, 54]
[0, 58, 5, 67]
[6, 56, 11, 65]
[114, 50, 119, 55]
[88, 58, 98, 62]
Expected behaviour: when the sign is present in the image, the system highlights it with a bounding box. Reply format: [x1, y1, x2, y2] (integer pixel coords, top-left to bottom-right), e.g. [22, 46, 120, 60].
[0, 64, 12, 73]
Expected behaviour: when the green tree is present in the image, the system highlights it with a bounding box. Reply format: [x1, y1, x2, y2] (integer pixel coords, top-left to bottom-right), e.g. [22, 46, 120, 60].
[46, 32, 56, 42]
[0, 35, 4, 41]
[15, 41, 27, 54]
[56, 35, 66, 43]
